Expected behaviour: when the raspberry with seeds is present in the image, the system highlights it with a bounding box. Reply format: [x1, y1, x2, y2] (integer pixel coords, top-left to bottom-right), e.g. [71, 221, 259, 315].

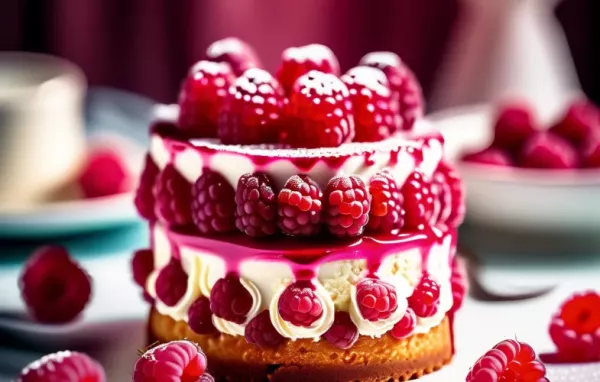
[341, 66, 401, 142]
[133, 340, 207, 382]
[192, 169, 236, 235]
[210, 274, 253, 324]
[277, 175, 323, 236]
[391, 307, 417, 339]
[367, 170, 404, 234]
[519, 132, 578, 169]
[235, 172, 278, 237]
[466, 339, 548, 382]
[283, 70, 355, 148]
[134, 155, 159, 221]
[462, 147, 515, 167]
[325, 175, 371, 237]
[178, 60, 235, 138]
[131, 249, 154, 289]
[408, 275, 440, 318]
[324, 311, 359, 349]
[278, 281, 324, 327]
[277, 44, 340, 95]
[206, 37, 261, 76]
[19, 351, 105, 382]
[245, 310, 285, 348]
[218, 68, 287, 145]
[155, 258, 188, 307]
[359, 52, 424, 131]
[402, 171, 435, 230]
[491, 103, 538, 152]
[549, 291, 600, 362]
[550, 100, 599, 146]
[19, 246, 92, 324]
[78, 148, 131, 198]
[188, 296, 217, 335]
[355, 278, 398, 321]
[153, 164, 193, 227]
[434, 161, 465, 227]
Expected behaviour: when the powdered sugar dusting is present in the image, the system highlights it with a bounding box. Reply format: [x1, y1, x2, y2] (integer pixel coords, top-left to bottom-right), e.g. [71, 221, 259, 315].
[342, 66, 391, 97]
[283, 44, 337, 64]
[207, 37, 246, 57]
[360, 51, 401, 68]
[297, 70, 349, 98]
[190, 60, 232, 76]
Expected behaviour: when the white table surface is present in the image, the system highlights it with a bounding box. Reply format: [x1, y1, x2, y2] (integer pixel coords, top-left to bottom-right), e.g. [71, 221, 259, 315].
[0, 224, 599, 381]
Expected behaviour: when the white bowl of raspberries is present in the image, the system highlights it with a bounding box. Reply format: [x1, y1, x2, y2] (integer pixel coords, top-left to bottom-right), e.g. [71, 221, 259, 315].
[430, 99, 600, 232]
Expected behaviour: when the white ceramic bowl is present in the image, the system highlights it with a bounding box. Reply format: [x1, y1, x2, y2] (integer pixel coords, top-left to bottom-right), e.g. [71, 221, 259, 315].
[428, 104, 600, 232]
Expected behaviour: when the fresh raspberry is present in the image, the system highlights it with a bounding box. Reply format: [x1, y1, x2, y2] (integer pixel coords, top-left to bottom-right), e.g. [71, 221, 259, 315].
[278, 281, 324, 327]
[235, 172, 278, 237]
[218, 68, 287, 145]
[324, 311, 359, 349]
[133, 340, 207, 382]
[466, 339, 548, 382]
[341, 66, 401, 142]
[359, 51, 424, 131]
[390, 307, 417, 339]
[78, 147, 131, 198]
[277, 175, 323, 236]
[581, 132, 600, 168]
[401, 171, 435, 230]
[245, 310, 285, 348]
[18, 351, 105, 382]
[549, 291, 600, 362]
[153, 165, 193, 227]
[355, 278, 398, 321]
[19, 246, 91, 324]
[549, 100, 599, 146]
[134, 155, 159, 220]
[131, 249, 154, 288]
[283, 70, 354, 148]
[177, 60, 235, 138]
[210, 274, 253, 324]
[188, 296, 217, 335]
[276, 44, 340, 95]
[367, 170, 404, 234]
[434, 161, 465, 227]
[191, 169, 236, 235]
[206, 37, 261, 76]
[324, 175, 371, 238]
[462, 148, 514, 167]
[491, 103, 538, 152]
[450, 256, 467, 314]
[408, 275, 440, 318]
[519, 132, 578, 169]
[155, 258, 188, 307]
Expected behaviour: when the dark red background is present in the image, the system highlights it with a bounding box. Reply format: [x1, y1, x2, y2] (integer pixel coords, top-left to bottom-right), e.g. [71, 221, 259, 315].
[0, 0, 596, 108]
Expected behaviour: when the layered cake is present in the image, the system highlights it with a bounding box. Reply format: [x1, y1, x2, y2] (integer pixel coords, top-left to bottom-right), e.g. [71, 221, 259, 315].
[132, 38, 466, 382]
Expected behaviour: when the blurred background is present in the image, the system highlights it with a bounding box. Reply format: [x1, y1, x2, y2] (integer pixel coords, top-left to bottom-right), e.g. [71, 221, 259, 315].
[1, 0, 599, 380]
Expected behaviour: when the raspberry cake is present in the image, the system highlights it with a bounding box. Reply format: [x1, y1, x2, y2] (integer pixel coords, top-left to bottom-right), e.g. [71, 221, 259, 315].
[133, 38, 465, 382]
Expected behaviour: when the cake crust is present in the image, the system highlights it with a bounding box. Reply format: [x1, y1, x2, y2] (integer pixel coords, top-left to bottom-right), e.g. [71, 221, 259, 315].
[148, 308, 452, 382]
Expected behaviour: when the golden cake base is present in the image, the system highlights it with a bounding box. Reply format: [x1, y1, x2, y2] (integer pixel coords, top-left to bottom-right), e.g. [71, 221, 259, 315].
[148, 308, 452, 382]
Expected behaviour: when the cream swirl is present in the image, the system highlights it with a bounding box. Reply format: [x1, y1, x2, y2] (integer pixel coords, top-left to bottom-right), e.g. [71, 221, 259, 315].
[270, 281, 335, 340]
[349, 276, 410, 338]
[147, 250, 201, 322]
[211, 278, 262, 336]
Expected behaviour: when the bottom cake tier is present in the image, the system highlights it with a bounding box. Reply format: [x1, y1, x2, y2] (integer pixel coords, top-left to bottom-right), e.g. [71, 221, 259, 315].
[149, 309, 452, 382]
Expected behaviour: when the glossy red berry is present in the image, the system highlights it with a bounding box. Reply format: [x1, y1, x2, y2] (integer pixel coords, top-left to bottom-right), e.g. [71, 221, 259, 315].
[155, 258, 188, 307]
[491, 103, 538, 152]
[78, 148, 131, 198]
[134, 155, 159, 221]
[245, 310, 285, 348]
[210, 274, 253, 324]
[133, 340, 207, 382]
[131, 249, 154, 289]
[341, 66, 401, 142]
[278, 281, 323, 327]
[323, 311, 359, 349]
[355, 278, 398, 321]
[277, 175, 323, 236]
[367, 170, 404, 234]
[391, 307, 417, 339]
[191, 169, 236, 235]
[188, 296, 217, 335]
[153, 165, 193, 227]
[549, 100, 599, 146]
[519, 132, 578, 169]
[19, 351, 105, 382]
[402, 171, 435, 230]
[206, 37, 261, 76]
[277, 44, 340, 95]
[235, 172, 278, 237]
[408, 275, 440, 318]
[324, 175, 371, 238]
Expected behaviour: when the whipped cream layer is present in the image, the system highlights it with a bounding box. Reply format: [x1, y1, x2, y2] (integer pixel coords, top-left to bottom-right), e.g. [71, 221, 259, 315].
[146, 223, 456, 341]
[149, 104, 443, 191]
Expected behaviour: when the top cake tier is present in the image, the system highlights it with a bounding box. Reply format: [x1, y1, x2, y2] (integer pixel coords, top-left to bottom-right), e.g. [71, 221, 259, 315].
[149, 104, 444, 191]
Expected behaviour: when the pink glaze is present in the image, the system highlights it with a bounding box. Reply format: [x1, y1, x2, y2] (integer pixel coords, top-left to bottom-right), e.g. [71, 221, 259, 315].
[159, 223, 455, 280]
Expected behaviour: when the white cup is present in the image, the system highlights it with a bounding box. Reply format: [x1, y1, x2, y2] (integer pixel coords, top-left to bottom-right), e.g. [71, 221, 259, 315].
[0, 53, 86, 211]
